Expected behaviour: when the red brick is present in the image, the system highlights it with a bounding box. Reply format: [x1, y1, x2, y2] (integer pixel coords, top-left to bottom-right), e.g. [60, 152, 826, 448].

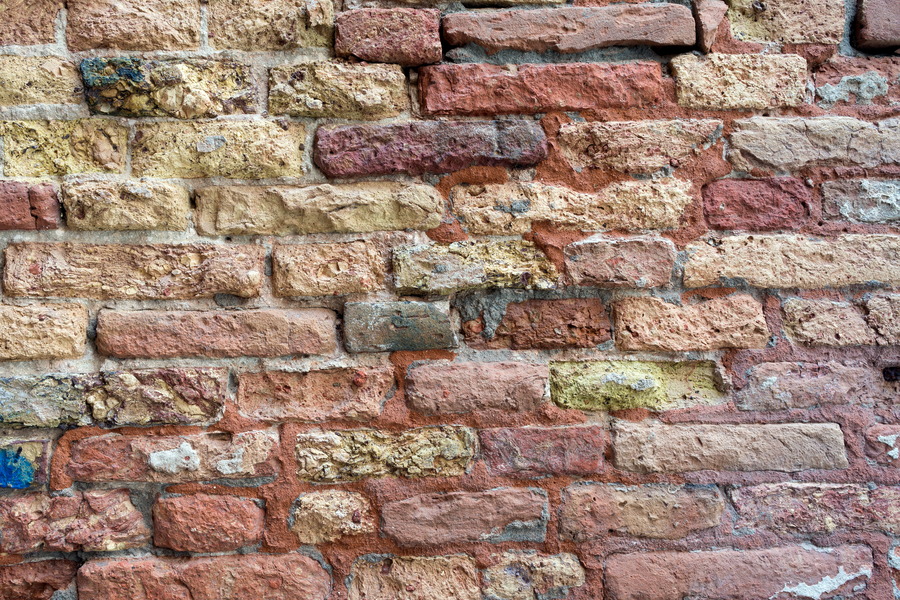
[335, 9, 441, 66]
[856, 0, 900, 49]
[703, 178, 812, 231]
[865, 424, 900, 466]
[565, 236, 676, 288]
[0, 182, 59, 230]
[153, 494, 264, 552]
[0, 0, 61, 46]
[480, 426, 606, 478]
[0, 560, 77, 600]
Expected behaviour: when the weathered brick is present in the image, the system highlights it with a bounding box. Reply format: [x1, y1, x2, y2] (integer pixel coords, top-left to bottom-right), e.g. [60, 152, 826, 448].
[4, 243, 263, 300]
[348, 555, 479, 600]
[695, 0, 728, 52]
[0, 303, 86, 360]
[822, 179, 900, 223]
[784, 299, 876, 347]
[614, 421, 848, 472]
[856, 0, 900, 49]
[132, 119, 305, 178]
[605, 546, 872, 600]
[344, 301, 457, 352]
[67, 0, 201, 51]
[815, 57, 900, 109]
[0, 435, 50, 488]
[703, 177, 811, 230]
[0, 56, 81, 106]
[80, 57, 255, 118]
[335, 9, 441, 66]
[560, 483, 724, 541]
[273, 241, 386, 297]
[96, 309, 337, 359]
[382, 487, 548, 545]
[237, 367, 394, 422]
[0, 560, 76, 600]
[0, 181, 60, 230]
[564, 236, 676, 288]
[480, 426, 606, 478]
[195, 182, 442, 235]
[295, 426, 476, 482]
[684, 234, 900, 288]
[0, 0, 61, 46]
[0, 374, 86, 427]
[483, 552, 585, 600]
[0, 120, 127, 176]
[153, 494, 264, 552]
[866, 424, 900, 465]
[291, 490, 376, 544]
[207, 0, 333, 50]
[314, 120, 547, 178]
[867, 293, 900, 344]
[727, 0, 844, 43]
[62, 179, 190, 231]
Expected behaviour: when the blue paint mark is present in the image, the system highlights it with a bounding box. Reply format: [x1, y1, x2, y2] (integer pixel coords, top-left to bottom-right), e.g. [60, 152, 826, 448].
[80, 57, 145, 87]
[0, 447, 35, 489]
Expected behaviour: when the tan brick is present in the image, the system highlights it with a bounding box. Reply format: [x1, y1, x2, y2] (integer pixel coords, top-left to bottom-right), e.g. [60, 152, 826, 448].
[0, 56, 81, 106]
[784, 299, 877, 347]
[273, 241, 386, 297]
[67, 0, 201, 51]
[564, 236, 676, 288]
[0, 304, 86, 360]
[208, 0, 333, 50]
[62, 179, 190, 231]
[4, 243, 263, 300]
[866, 293, 900, 344]
[0, 0, 61, 46]
[291, 490, 376, 544]
[349, 555, 480, 600]
[483, 553, 585, 600]
[0, 120, 127, 176]
[728, 0, 845, 43]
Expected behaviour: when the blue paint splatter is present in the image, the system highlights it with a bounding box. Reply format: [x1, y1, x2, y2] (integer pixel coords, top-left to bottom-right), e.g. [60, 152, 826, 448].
[0, 447, 35, 489]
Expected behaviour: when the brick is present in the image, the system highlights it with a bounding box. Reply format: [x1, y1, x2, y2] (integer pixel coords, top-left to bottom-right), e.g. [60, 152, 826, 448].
[295, 426, 476, 482]
[0, 489, 149, 553]
[0, 56, 80, 106]
[605, 546, 872, 600]
[558, 119, 722, 174]
[564, 236, 676, 288]
[153, 494, 263, 552]
[348, 555, 480, 600]
[0, 435, 50, 488]
[335, 9, 441, 66]
[856, 0, 900, 49]
[343, 301, 457, 352]
[67, 0, 200, 51]
[815, 57, 900, 109]
[866, 424, 900, 465]
[613, 421, 848, 473]
[0, 0, 61, 46]
[68, 430, 278, 483]
[684, 234, 900, 288]
[273, 241, 386, 297]
[560, 483, 724, 541]
[451, 178, 693, 235]
[291, 490, 376, 544]
[4, 242, 264, 300]
[96, 308, 337, 358]
[406, 361, 547, 415]
[0, 181, 60, 230]
[270, 61, 408, 119]
[62, 179, 190, 231]
[703, 177, 811, 230]
[783, 299, 876, 347]
[0, 120, 127, 176]
[442, 5, 695, 54]
[727, 0, 844, 43]
[728, 117, 899, 172]
[77, 554, 331, 600]
[867, 293, 900, 344]
[207, 0, 333, 50]
[195, 182, 442, 235]
[0, 303, 86, 360]
[695, 0, 728, 52]
[483, 552, 585, 600]
[314, 120, 547, 177]
[822, 180, 900, 223]
[614, 294, 769, 352]
[382, 487, 548, 545]
[420, 63, 666, 115]
[480, 426, 606, 478]
[0, 560, 76, 600]
[0, 374, 86, 427]
[237, 367, 394, 422]
[132, 119, 305, 178]
[81, 57, 255, 118]
[550, 360, 726, 412]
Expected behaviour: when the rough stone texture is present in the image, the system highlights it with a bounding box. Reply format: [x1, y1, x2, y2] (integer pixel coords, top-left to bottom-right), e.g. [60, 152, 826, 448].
[0, 56, 81, 106]
[867, 293, 900, 344]
[81, 57, 255, 118]
[783, 299, 877, 347]
[0, 181, 60, 230]
[4, 242, 264, 300]
[703, 177, 812, 230]
[564, 236, 676, 288]
[695, 0, 729, 52]
[314, 120, 547, 177]
[684, 234, 900, 288]
[295, 426, 476, 482]
[62, 179, 190, 231]
[605, 546, 872, 600]
[273, 241, 386, 296]
[0, 489, 149, 553]
[0, 435, 50, 488]
[614, 294, 770, 352]
[381, 487, 548, 545]
[0, 560, 76, 600]
[420, 63, 666, 115]
[0, 0, 61, 46]
[77, 554, 331, 600]
[672, 53, 807, 110]
[483, 552, 585, 600]
[727, 0, 845, 43]
[96, 308, 337, 358]
[67, 0, 201, 51]
[450, 179, 692, 235]
[270, 61, 408, 119]
[613, 421, 849, 472]
[560, 484, 724, 541]
[195, 182, 442, 235]
[237, 367, 394, 422]
[153, 494, 264, 552]
[865, 424, 900, 465]
[132, 119, 305, 178]
[0, 374, 86, 427]
[335, 9, 442, 66]
[822, 180, 900, 223]
[814, 57, 900, 109]
[348, 555, 480, 600]
[480, 426, 606, 478]
[207, 0, 333, 50]
[290, 490, 376, 544]
[550, 360, 726, 412]
[0, 120, 127, 176]
[558, 119, 722, 174]
[343, 301, 458, 353]
[856, 0, 900, 49]
[442, 5, 696, 54]
[68, 430, 278, 483]
[0, 303, 87, 360]
[406, 361, 547, 415]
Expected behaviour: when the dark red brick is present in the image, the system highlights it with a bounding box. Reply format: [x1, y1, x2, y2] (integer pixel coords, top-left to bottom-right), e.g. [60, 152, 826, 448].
[0, 181, 59, 230]
[703, 178, 812, 231]
[335, 9, 441, 66]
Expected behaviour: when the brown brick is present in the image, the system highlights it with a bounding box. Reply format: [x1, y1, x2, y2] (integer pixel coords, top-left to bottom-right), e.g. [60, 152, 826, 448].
[153, 494, 264, 552]
[857, 0, 900, 48]
[783, 299, 877, 347]
[291, 490, 376, 544]
[480, 426, 606, 478]
[0, 0, 61, 46]
[703, 178, 812, 230]
[273, 242, 386, 297]
[335, 8, 441, 66]
[348, 555, 479, 600]
[0, 560, 77, 600]
[565, 236, 676, 288]
[67, 0, 201, 50]
[0, 181, 59, 230]
[208, 0, 333, 50]
[0, 303, 86, 360]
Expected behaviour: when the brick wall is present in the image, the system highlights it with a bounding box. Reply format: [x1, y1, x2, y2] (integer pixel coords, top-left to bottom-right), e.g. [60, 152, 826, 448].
[0, 0, 898, 598]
